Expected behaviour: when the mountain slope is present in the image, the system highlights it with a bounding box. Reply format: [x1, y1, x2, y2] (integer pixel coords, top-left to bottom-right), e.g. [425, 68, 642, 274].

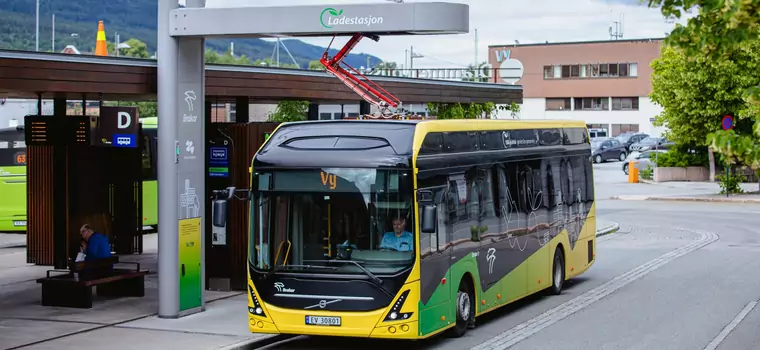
[0, 0, 382, 68]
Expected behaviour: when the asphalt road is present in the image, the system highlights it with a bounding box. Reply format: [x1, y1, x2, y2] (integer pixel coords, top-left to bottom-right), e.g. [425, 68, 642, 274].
[261, 161, 760, 350]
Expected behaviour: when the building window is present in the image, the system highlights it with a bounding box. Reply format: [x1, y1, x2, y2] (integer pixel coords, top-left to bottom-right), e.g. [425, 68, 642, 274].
[570, 65, 580, 77]
[619, 63, 629, 77]
[612, 97, 639, 110]
[545, 98, 571, 111]
[599, 64, 609, 77]
[611, 124, 639, 136]
[319, 112, 332, 120]
[546, 62, 639, 80]
[574, 97, 609, 111]
[543, 65, 553, 78]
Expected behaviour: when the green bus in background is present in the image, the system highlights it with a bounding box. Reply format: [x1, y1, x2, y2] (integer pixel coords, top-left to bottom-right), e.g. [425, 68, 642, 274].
[0, 119, 159, 233]
[0, 126, 28, 232]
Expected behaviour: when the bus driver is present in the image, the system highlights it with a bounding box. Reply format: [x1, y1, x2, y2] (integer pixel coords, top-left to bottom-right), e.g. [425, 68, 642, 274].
[379, 217, 413, 252]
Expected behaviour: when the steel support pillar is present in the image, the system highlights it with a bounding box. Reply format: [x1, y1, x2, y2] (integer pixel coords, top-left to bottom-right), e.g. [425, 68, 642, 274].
[158, 0, 206, 319]
[235, 97, 249, 123]
[359, 101, 371, 115]
[308, 102, 319, 121]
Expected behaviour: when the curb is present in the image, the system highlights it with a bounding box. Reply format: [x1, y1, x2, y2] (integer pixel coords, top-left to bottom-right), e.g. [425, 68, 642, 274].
[216, 334, 294, 350]
[610, 195, 760, 204]
[596, 222, 619, 237]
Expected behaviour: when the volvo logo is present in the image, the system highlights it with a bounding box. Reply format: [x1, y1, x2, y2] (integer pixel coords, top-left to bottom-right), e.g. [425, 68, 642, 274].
[305, 299, 342, 309]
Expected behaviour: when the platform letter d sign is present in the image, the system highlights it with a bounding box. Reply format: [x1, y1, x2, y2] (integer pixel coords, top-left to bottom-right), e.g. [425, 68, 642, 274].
[117, 111, 132, 129]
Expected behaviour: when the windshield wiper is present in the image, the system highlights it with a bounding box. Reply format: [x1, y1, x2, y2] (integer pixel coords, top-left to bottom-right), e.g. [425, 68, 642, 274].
[322, 260, 383, 285]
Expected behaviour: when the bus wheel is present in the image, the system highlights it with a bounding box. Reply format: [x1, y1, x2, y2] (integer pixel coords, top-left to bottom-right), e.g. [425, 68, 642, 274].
[550, 248, 565, 295]
[450, 279, 475, 337]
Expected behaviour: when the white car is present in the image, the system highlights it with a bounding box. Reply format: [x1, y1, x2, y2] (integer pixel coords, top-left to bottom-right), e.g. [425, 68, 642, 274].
[622, 150, 668, 175]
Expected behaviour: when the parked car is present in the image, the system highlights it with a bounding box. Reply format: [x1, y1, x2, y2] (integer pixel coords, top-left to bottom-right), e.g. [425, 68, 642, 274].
[588, 128, 608, 139]
[615, 132, 649, 152]
[629, 137, 675, 152]
[622, 150, 668, 175]
[591, 137, 628, 163]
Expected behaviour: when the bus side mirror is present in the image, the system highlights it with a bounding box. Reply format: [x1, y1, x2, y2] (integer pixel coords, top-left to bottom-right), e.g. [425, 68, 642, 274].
[421, 205, 437, 234]
[212, 200, 228, 228]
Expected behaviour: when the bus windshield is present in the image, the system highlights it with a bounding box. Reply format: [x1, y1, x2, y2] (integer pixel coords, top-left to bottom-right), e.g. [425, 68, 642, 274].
[249, 168, 415, 276]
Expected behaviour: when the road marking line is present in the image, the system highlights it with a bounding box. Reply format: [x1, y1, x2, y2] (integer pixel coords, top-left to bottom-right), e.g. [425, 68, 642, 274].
[703, 301, 758, 350]
[471, 227, 719, 350]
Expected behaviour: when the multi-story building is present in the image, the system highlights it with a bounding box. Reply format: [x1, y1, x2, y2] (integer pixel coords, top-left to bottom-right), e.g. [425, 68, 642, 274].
[488, 38, 665, 137]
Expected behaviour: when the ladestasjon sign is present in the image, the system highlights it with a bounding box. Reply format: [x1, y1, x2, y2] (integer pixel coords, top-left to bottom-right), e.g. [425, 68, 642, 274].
[320, 7, 385, 29]
[361, 63, 494, 82]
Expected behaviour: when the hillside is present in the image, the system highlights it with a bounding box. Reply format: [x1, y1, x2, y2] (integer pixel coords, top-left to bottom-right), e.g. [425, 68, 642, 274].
[0, 0, 383, 68]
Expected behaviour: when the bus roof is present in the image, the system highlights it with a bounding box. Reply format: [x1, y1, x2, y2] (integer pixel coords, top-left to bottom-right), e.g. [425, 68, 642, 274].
[253, 119, 590, 170]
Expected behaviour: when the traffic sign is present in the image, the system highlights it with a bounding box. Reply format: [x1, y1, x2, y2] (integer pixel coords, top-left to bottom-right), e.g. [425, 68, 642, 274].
[722, 115, 734, 130]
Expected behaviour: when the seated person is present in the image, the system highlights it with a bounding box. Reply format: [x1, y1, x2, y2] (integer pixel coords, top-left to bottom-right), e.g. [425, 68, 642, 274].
[379, 217, 413, 252]
[79, 224, 112, 262]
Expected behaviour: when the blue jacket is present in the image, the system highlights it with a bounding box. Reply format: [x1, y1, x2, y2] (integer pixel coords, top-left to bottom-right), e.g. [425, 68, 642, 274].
[85, 232, 112, 261]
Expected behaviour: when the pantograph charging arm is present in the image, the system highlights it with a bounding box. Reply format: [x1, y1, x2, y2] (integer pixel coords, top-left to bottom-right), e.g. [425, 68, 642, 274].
[320, 33, 402, 111]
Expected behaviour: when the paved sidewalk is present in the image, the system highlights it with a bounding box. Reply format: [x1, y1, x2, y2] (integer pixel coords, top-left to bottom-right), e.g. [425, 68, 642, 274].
[0, 232, 25, 249]
[611, 193, 760, 204]
[0, 234, 273, 350]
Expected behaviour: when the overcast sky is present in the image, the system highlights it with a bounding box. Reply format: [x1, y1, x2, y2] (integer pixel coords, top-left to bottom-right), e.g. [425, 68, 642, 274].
[191, 0, 690, 69]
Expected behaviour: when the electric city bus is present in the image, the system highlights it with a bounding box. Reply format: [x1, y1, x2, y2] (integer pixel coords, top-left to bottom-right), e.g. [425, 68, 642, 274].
[0, 119, 159, 232]
[226, 118, 597, 340]
[0, 126, 28, 232]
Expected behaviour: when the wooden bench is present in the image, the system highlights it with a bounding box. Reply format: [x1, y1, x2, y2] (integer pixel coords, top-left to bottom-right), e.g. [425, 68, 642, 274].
[36, 256, 149, 308]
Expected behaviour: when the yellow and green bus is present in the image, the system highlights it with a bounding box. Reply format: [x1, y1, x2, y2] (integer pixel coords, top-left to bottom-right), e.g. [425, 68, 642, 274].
[0, 119, 159, 232]
[236, 118, 597, 339]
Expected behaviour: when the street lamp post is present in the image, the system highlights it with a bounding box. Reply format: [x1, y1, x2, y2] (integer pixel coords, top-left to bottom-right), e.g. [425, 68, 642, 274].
[35, 0, 40, 51]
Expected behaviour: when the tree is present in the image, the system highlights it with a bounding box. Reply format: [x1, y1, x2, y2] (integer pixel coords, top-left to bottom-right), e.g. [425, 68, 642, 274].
[426, 102, 520, 120]
[649, 42, 760, 179]
[647, 1, 760, 188]
[308, 60, 325, 70]
[106, 38, 151, 58]
[267, 101, 309, 122]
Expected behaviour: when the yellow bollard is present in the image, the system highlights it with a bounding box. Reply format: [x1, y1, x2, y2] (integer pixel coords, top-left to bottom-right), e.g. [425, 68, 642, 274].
[629, 161, 639, 183]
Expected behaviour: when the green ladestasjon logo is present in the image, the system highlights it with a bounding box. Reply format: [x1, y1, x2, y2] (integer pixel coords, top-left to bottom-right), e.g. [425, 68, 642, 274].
[320, 7, 384, 29]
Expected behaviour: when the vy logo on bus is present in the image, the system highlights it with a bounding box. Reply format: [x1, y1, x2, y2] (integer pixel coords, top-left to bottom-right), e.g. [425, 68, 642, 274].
[274, 282, 295, 293]
[320, 171, 337, 190]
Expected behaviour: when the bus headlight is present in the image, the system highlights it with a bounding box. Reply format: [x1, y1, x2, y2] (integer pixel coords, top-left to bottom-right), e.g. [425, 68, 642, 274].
[384, 290, 413, 322]
[248, 285, 266, 318]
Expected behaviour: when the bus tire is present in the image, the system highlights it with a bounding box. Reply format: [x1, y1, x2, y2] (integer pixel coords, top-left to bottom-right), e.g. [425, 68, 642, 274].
[550, 248, 565, 295]
[450, 278, 475, 338]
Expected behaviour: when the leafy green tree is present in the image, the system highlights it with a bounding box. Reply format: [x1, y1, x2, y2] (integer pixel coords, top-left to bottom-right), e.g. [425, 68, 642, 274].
[308, 60, 325, 70]
[426, 102, 520, 119]
[649, 42, 760, 179]
[267, 101, 309, 122]
[647, 1, 760, 188]
[107, 38, 151, 58]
